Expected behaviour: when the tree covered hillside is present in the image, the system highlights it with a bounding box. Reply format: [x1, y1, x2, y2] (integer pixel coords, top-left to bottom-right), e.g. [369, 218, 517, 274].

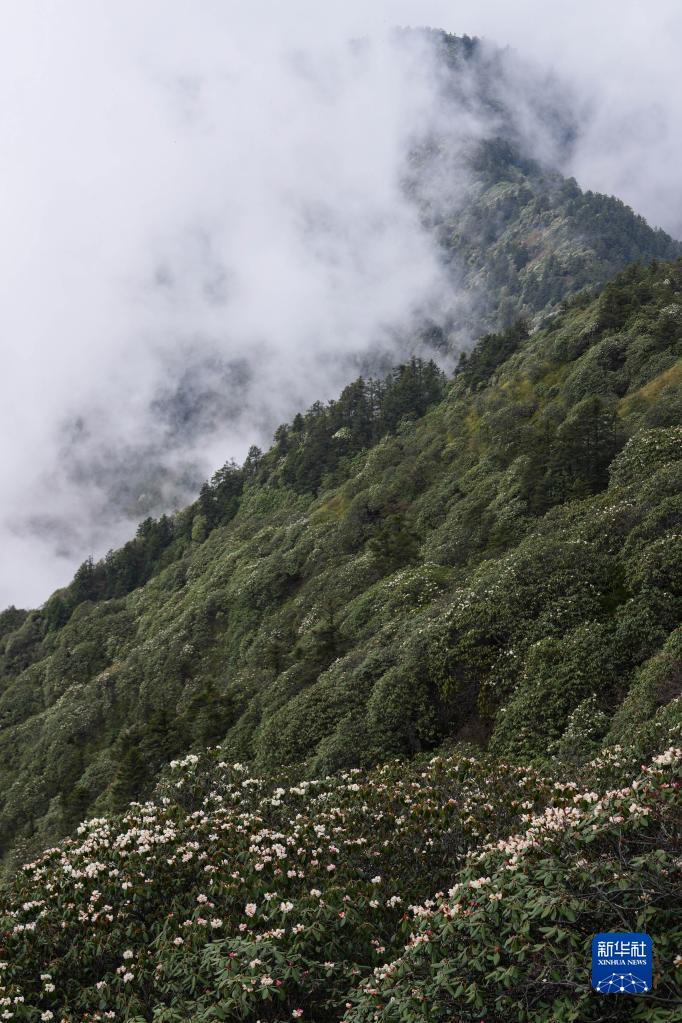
[0, 257, 681, 877]
[409, 32, 682, 337]
[428, 141, 682, 333]
[8, 30, 679, 552]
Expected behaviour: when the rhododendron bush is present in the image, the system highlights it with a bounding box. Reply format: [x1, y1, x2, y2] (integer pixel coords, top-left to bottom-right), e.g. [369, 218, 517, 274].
[0, 726, 680, 1022]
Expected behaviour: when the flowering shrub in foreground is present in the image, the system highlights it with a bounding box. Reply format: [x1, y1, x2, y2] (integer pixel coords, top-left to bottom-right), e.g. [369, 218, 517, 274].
[347, 747, 682, 1023]
[0, 738, 680, 1022]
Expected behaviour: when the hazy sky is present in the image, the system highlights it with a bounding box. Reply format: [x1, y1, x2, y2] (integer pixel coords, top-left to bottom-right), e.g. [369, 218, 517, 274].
[1, 1, 680, 609]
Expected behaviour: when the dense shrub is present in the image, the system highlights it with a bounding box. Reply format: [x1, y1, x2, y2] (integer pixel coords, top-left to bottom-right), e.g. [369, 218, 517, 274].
[0, 731, 679, 1021]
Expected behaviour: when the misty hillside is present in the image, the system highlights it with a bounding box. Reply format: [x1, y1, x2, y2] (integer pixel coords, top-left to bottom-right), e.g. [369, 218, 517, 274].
[425, 138, 682, 333]
[4, 30, 680, 618]
[76, 31, 682, 524]
[1, 255, 681, 879]
[411, 32, 682, 336]
[0, 255, 681, 1021]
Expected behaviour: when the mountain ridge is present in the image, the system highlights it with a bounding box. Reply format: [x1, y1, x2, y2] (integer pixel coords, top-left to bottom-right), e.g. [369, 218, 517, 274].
[1, 255, 680, 878]
[6, 28, 680, 601]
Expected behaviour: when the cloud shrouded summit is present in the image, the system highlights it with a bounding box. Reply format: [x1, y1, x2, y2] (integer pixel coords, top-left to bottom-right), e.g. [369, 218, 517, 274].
[0, 1, 680, 608]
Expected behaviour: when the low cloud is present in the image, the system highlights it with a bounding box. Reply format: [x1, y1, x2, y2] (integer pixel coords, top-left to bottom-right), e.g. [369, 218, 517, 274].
[0, 9, 460, 607]
[0, 2, 679, 608]
[404, 0, 682, 236]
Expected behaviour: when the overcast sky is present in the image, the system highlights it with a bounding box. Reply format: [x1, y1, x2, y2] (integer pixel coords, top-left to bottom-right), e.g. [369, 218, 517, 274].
[0, 1, 680, 609]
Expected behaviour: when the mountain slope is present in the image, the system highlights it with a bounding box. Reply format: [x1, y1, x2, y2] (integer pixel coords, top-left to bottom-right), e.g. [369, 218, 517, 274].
[431, 144, 682, 333]
[1, 257, 681, 874]
[410, 31, 682, 338]
[9, 29, 681, 579]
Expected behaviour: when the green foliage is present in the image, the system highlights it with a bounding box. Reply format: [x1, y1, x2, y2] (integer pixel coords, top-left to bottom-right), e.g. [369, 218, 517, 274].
[418, 134, 681, 334]
[0, 737, 679, 1021]
[0, 259, 681, 875]
[346, 744, 682, 1023]
[276, 359, 446, 496]
[456, 318, 530, 390]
